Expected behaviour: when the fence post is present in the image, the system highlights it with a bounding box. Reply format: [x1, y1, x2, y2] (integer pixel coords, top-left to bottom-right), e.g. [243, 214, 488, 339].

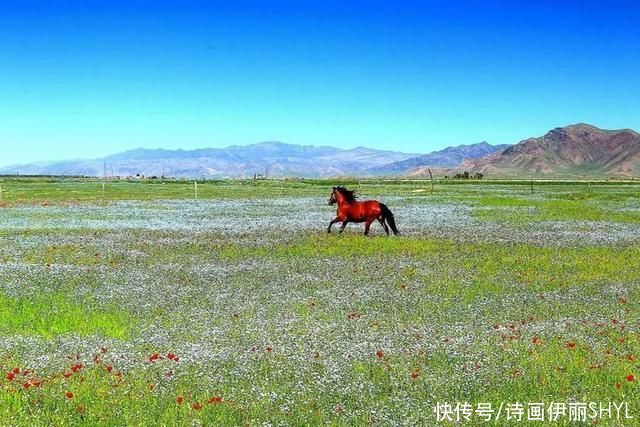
[194, 181, 198, 199]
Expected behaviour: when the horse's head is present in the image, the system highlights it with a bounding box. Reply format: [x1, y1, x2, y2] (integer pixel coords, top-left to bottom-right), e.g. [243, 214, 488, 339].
[328, 187, 338, 206]
[329, 186, 356, 205]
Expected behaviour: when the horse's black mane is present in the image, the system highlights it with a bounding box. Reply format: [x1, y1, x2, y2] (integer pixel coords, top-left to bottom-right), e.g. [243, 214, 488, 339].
[333, 186, 357, 202]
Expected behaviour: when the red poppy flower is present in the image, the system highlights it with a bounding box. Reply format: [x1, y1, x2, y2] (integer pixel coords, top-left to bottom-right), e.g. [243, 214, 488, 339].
[22, 382, 31, 390]
[167, 353, 176, 360]
[207, 396, 223, 404]
[149, 353, 162, 362]
[6, 372, 15, 381]
[176, 396, 184, 404]
[12, 367, 19, 374]
[65, 391, 74, 399]
[266, 346, 273, 352]
[192, 402, 202, 410]
[566, 342, 576, 349]
[532, 335, 540, 345]
[106, 365, 113, 373]
[626, 374, 635, 382]
[376, 350, 385, 358]
[347, 311, 361, 320]
[31, 379, 42, 388]
[71, 363, 84, 373]
[63, 372, 73, 378]
[615, 382, 622, 389]
[411, 369, 420, 379]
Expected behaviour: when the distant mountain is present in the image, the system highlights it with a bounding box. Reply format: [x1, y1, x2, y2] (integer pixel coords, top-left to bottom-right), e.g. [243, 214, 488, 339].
[7, 125, 636, 178]
[371, 142, 510, 174]
[0, 142, 419, 178]
[462, 124, 640, 177]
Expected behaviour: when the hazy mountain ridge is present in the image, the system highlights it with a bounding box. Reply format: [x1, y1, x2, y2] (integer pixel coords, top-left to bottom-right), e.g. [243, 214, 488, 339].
[0, 142, 422, 178]
[371, 142, 510, 174]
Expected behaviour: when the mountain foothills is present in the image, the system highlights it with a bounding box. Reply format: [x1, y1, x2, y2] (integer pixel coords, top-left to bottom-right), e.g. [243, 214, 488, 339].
[1, 124, 638, 178]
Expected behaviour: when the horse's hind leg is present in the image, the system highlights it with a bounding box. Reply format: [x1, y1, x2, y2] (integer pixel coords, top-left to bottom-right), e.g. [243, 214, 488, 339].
[364, 219, 374, 236]
[339, 221, 349, 233]
[378, 218, 389, 235]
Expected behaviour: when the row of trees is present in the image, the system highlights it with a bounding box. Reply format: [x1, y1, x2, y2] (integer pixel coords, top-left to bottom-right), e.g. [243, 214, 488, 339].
[444, 171, 484, 180]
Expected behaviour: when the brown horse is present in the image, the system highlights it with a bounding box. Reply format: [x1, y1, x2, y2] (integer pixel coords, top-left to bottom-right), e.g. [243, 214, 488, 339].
[327, 186, 399, 236]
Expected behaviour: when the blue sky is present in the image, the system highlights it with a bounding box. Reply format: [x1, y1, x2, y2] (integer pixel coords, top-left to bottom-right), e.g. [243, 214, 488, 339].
[1, 0, 639, 166]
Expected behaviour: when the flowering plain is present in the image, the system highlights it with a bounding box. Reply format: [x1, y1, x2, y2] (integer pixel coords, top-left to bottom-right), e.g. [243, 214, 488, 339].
[0, 178, 638, 425]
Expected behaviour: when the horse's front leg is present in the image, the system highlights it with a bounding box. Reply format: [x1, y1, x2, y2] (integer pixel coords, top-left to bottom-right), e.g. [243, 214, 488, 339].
[338, 221, 349, 233]
[327, 218, 340, 233]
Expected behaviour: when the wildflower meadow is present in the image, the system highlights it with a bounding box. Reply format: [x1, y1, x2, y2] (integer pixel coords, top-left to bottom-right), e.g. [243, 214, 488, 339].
[0, 178, 638, 425]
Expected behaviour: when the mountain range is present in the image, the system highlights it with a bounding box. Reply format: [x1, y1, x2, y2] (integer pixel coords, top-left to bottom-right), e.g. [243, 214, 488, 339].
[2, 123, 638, 178]
[0, 141, 503, 178]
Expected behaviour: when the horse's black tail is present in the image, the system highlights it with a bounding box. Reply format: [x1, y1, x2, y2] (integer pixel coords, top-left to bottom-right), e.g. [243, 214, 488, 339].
[379, 203, 399, 235]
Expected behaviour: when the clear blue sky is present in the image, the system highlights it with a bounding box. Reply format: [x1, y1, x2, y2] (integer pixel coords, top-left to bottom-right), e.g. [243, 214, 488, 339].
[1, 0, 639, 166]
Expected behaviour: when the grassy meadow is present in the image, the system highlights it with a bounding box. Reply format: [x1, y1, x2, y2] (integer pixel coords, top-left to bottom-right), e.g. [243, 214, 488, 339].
[0, 177, 638, 425]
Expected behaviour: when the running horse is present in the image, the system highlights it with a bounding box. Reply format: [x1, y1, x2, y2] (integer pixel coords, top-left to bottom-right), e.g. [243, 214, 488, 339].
[327, 186, 399, 236]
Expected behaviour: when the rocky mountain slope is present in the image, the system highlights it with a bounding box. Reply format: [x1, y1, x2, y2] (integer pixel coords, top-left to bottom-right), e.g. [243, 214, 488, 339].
[461, 124, 640, 177]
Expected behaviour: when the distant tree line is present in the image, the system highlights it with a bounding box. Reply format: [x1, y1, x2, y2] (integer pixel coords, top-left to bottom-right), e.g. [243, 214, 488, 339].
[444, 171, 484, 180]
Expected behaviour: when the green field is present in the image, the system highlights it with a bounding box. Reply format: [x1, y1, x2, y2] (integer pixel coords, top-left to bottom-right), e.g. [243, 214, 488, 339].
[0, 178, 638, 425]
